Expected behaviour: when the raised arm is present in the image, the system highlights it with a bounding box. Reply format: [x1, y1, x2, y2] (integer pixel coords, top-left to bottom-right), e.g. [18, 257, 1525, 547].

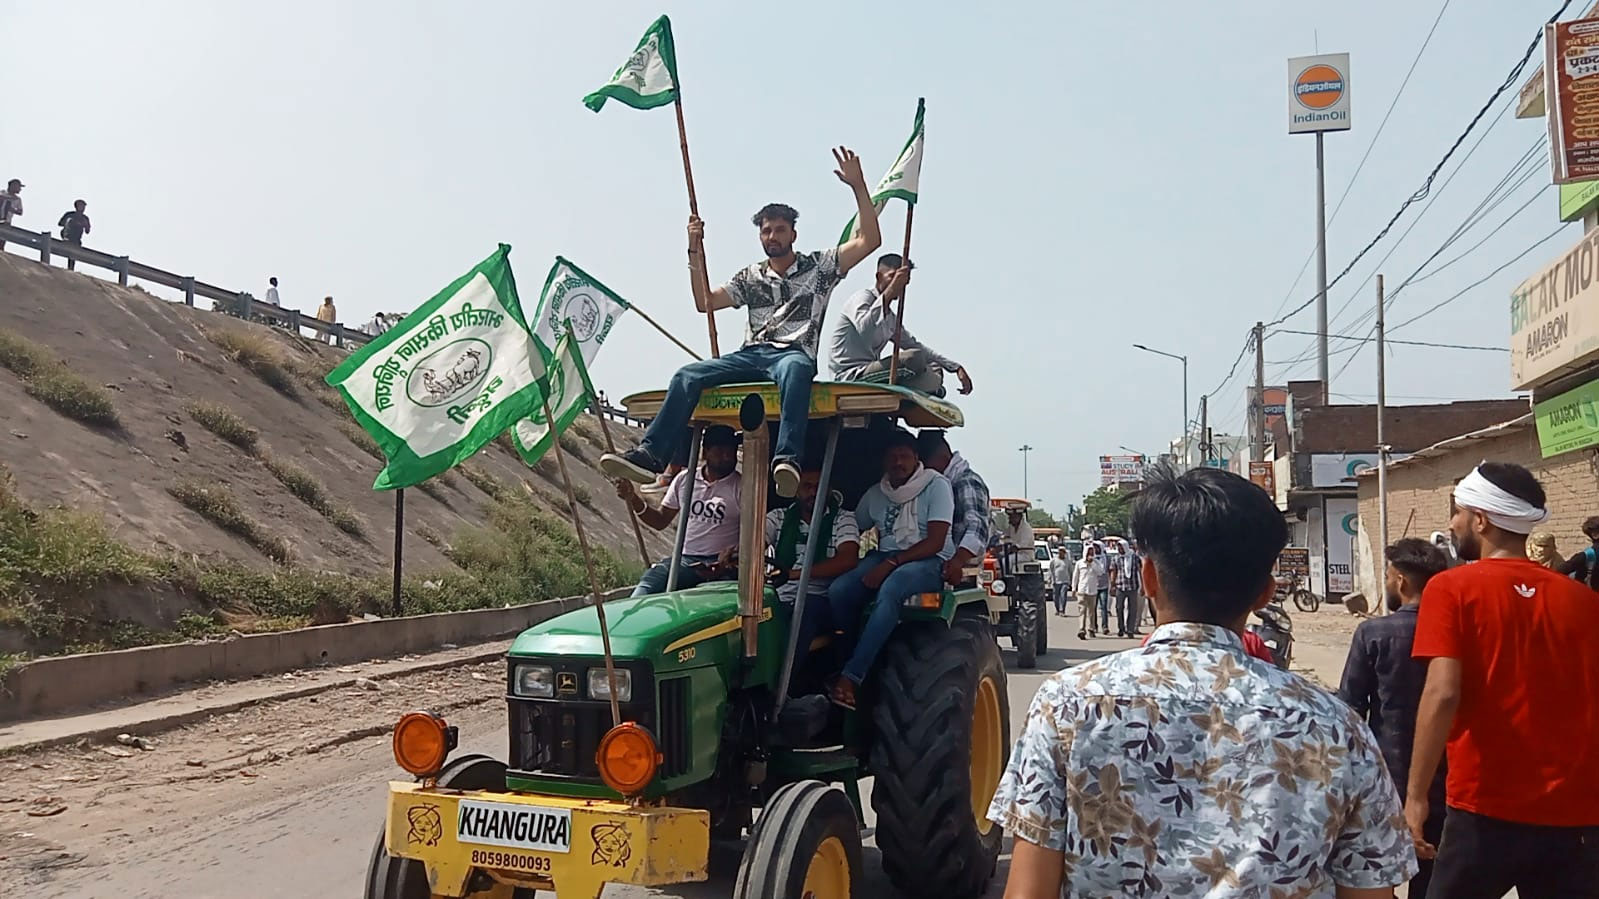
[686, 216, 736, 313]
[833, 147, 882, 276]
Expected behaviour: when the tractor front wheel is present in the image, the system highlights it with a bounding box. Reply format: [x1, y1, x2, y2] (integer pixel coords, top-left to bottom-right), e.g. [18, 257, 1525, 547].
[869, 611, 1010, 898]
[733, 780, 862, 899]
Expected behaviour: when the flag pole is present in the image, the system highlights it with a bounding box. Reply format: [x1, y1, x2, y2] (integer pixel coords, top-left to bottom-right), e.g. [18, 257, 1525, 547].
[628, 301, 703, 361]
[543, 391, 623, 727]
[391, 488, 405, 618]
[674, 96, 720, 358]
[887, 203, 916, 386]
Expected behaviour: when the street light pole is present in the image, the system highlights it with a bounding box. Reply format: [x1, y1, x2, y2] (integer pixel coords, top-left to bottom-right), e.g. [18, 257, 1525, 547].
[1018, 444, 1034, 498]
[1132, 343, 1189, 467]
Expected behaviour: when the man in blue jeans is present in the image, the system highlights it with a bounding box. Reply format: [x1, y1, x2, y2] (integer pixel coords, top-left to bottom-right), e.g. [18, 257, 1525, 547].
[601, 147, 883, 499]
[824, 431, 953, 709]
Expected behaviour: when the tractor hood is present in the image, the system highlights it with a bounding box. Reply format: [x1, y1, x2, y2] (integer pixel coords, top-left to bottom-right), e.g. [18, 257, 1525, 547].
[507, 582, 742, 660]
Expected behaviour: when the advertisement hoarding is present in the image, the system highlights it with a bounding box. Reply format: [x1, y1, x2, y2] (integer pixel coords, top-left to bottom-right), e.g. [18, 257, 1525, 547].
[1546, 18, 1599, 184]
[1324, 498, 1359, 594]
[1288, 53, 1352, 134]
[1099, 454, 1145, 486]
[1309, 452, 1409, 488]
[1534, 377, 1599, 457]
[1249, 461, 1276, 496]
[1275, 547, 1311, 578]
[1509, 227, 1599, 390]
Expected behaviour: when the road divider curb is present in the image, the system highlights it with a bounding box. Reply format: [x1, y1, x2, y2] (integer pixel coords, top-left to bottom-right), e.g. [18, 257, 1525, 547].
[0, 587, 629, 726]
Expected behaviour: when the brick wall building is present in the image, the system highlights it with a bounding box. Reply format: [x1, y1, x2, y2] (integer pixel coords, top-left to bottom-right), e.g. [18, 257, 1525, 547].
[1353, 414, 1599, 599]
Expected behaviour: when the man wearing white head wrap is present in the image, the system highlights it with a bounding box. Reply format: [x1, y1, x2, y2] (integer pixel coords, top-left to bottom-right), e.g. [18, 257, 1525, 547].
[1407, 461, 1599, 898]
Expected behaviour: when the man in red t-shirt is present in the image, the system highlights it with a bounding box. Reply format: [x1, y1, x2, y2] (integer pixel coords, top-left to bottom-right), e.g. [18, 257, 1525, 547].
[1407, 461, 1599, 896]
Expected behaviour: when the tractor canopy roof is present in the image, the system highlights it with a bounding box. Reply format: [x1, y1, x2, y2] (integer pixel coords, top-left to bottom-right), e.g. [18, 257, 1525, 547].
[990, 497, 1031, 512]
[620, 380, 964, 430]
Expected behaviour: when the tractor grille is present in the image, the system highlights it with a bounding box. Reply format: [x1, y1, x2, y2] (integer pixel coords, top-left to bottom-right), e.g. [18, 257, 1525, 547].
[657, 677, 692, 777]
[506, 660, 655, 784]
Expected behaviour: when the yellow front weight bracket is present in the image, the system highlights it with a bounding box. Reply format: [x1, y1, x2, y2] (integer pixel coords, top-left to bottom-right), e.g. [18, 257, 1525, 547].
[385, 782, 710, 899]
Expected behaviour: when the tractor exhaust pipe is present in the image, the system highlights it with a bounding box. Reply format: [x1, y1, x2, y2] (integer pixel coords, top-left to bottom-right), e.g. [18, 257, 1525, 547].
[737, 394, 770, 658]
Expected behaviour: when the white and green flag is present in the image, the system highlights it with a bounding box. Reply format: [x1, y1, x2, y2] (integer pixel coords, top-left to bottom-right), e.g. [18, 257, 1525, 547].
[512, 331, 595, 466]
[531, 257, 631, 363]
[583, 15, 680, 113]
[326, 245, 544, 490]
[840, 98, 925, 244]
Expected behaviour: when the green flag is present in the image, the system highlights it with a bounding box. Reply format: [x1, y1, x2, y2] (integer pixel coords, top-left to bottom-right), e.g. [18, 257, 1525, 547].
[840, 98, 926, 244]
[583, 15, 680, 113]
[325, 245, 544, 490]
[530, 257, 631, 363]
[513, 331, 594, 467]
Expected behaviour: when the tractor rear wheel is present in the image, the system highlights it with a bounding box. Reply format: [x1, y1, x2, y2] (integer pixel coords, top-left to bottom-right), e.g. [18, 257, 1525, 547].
[1013, 598, 1038, 668]
[868, 611, 1009, 898]
[733, 780, 862, 899]
[1034, 594, 1050, 657]
[365, 754, 531, 899]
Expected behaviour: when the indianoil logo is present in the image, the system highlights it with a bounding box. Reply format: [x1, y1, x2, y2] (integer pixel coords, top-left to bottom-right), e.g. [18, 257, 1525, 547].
[1294, 64, 1346, 110]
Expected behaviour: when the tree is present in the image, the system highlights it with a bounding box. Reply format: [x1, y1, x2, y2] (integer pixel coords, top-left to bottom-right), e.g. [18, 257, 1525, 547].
[1026, 506, 1064, 529]
[1080, 487, 1131, 537]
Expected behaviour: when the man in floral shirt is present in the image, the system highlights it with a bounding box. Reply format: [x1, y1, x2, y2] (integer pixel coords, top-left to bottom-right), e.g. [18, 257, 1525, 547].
[988, 466, 1415, 898]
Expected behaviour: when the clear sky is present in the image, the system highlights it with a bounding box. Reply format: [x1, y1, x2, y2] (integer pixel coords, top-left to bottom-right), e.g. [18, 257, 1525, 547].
[0, 0, 1569, 513]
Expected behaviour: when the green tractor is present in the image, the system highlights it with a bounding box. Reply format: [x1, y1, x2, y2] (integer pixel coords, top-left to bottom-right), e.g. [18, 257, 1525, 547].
[366, 380, 1011, 899]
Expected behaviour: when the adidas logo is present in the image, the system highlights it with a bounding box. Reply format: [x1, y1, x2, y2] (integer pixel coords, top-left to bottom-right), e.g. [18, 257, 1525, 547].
[1514, 584, 1537, 598]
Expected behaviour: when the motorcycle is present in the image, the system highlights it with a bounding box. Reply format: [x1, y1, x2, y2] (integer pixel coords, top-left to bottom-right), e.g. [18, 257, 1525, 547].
[1249, 600, 1294, 670]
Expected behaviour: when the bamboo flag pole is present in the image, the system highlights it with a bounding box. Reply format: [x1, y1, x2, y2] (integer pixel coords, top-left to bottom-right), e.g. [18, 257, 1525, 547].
[675, 97, 720, 359]
[887, 203, 916, 386]
[630, 302, 703, 361]
[544, 390, 623, 727]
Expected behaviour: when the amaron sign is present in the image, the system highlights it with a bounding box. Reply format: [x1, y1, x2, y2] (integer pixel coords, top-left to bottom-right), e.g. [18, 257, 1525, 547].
[1288, 53, 1352, 134]
[1535, 377, 1599, 457]
[1509, 227, 1599, 390]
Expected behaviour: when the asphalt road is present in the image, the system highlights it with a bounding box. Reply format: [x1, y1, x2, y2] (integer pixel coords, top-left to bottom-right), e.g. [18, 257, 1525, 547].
[3, 613, 1136, 899]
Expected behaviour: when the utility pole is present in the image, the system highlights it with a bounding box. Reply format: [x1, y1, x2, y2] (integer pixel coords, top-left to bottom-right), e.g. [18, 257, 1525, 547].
[1198, 395, 1209, 467]
[1376, 274, 1389, 611]
[1018, 444, 1034, 498]
[1316, 131, 1329, 399]
[1252, 321, 1266, 462]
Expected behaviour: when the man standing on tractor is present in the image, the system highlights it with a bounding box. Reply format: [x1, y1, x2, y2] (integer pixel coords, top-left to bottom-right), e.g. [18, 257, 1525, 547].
[770, 459, 861, 689]
[915, 429, 990, 585]
[826, 431, 954, 709]
[827, 254, 974, 397]
[601, 147, 883, 499]
[616, 425, 742, 596]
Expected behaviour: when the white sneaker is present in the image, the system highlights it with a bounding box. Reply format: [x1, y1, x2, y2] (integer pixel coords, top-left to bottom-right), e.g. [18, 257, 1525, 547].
[638, 474, 670, 502]
[773, 460, 800, 498]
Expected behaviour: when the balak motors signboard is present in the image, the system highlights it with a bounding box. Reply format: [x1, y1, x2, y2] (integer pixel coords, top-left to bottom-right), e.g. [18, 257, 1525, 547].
[1288, 53, 1352, 134]
[1509, 227, 1599, 390]
[1546, 17, 1599, 184]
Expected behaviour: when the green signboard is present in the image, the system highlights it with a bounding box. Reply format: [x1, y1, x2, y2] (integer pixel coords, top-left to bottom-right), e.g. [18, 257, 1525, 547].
[1560, 179, 1599, 222]
[1535, 378, 1599, 457]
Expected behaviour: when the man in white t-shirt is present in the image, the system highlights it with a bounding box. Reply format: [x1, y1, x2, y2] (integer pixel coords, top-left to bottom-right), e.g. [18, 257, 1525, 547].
[616, 425, 742, 596]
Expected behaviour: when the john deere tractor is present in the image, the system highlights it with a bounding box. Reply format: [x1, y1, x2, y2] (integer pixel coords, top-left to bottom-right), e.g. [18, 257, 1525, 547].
[366, 381, 1010, 899]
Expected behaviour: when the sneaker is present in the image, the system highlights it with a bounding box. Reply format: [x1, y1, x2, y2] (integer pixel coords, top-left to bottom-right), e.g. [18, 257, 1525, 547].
[637, 473, 670, 502]
[773, 459, 800, 498]
[600, 448, 663, 484]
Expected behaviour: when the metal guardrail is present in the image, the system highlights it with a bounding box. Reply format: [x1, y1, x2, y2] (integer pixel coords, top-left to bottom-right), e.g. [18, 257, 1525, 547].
[0, 222, 371, 349]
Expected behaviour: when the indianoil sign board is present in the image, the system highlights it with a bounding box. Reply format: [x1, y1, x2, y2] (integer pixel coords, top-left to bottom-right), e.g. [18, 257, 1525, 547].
[1509, 228, 1599, 390]
[1288, 53, 1352, 134]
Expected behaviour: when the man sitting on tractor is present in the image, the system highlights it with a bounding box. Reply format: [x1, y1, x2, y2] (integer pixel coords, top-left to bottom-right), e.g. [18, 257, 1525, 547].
[767, 459, 861, 691]
[827, 254, 974, 397]
[826, 430, 954, 709]
[616, 424, 742, 596]
[916, 429, 991, 585]
[600, 147, 883, 499]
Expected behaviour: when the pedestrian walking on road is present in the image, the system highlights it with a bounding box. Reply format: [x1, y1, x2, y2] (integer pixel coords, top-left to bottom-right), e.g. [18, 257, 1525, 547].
[1115, 542, 1142, 636]
[1072, 545, 1105, 638]
[1050, 548, 1072, 616]
[315, 296, 337, 343]
[1526, 530, 1563, 571]
[1338, 537, 1451, 898]
[1406, 462, 1599, 896]
[0, 178, 23, 250]
[57, 200, 90, 270]
[989, 466, 1416, 898]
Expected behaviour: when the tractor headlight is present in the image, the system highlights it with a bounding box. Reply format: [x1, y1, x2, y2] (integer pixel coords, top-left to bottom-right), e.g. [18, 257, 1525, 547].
[588, 668, 633, 703]
[992, 579, 1007, 595]
[514, 664, 555, 698]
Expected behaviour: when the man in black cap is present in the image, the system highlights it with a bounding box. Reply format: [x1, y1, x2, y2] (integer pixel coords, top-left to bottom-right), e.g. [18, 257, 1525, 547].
[616, 424, 743, 596]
